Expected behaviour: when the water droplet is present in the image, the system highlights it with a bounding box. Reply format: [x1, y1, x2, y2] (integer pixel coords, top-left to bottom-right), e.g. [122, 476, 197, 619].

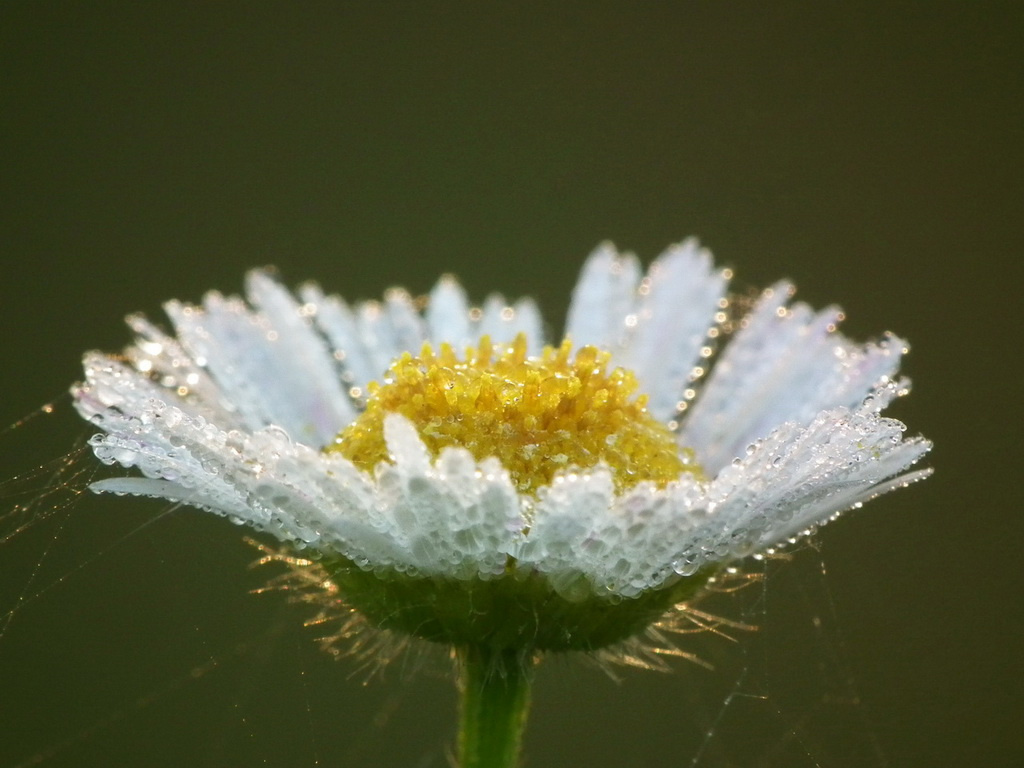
[673, 552, 701, 576]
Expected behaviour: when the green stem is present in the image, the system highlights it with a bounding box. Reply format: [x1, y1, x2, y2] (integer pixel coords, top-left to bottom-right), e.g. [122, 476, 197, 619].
[456, 646, 535, 768]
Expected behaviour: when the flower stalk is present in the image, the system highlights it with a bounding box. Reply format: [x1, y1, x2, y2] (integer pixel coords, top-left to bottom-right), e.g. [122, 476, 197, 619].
[457, 646, 535, 768]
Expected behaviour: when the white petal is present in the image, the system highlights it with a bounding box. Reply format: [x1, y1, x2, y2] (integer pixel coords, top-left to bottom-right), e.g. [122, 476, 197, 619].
[428, 277, 545, 354]
[618, 239, 730, 421]
[381, 287, 430, 356]
[518, 383, 930, 597]
[382, 413, 431, 472]
[682, 281, 906, 473]
[90, 477, 252, 520]
[669, 389, 932, 576]
[162, 272, 353, 448]
[354, 293, 428, 383]
[371, 416, 524, 577]
[564, 242, 641, 350]
[244, 270, 357, 441]
[426, 274, 472, 347]
[121, 313, 239, 426]
[509, 297, 545, 354]
[516, 470, 618, 600]
[299, 284, 380, 391]
[518, 470, 709, 599]
[472, 293, 517, 345]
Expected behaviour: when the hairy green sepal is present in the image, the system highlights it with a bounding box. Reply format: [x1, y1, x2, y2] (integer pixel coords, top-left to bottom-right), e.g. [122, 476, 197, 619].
[322, 558, 711, 654]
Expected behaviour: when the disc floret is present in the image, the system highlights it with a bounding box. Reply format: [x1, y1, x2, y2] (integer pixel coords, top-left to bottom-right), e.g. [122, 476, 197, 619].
[328, 333, 700, 494]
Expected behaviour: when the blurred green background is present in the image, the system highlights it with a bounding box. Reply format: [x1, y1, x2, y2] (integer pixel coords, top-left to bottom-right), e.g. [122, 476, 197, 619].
[1, 4, 1020, 767]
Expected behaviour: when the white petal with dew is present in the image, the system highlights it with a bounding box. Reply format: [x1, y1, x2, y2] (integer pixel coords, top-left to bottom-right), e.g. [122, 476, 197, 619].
[122, 313, 241, 427]
[510, 297, 545, 355]
[372, 415, 524, 578]
[518, 382, 930, 597]
[617, 239, 730, 421]
[162, 273, 353, 448]
[245, 270, 357, 441]
[354, 294, 428, 386]
[565, 242, 641, 350]
[682, 281, 906, 473]
[300, 284, 380, 392]
[671, 388, 932, 574]
[426, 274, 473, 349]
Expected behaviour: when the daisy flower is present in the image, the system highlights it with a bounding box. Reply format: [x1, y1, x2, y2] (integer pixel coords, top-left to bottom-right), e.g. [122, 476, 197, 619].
[72, 240, 931, 768]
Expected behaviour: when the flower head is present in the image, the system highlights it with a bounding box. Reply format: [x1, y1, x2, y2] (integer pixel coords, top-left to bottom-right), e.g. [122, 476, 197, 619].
[73, 240, 931, 656]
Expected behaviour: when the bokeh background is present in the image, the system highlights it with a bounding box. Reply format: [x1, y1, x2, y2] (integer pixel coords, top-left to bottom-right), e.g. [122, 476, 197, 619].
[2, 4, 1020, 767]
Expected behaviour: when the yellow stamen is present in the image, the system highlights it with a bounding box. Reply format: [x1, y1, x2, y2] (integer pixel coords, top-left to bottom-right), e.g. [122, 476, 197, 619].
[327, 334, 700, 494]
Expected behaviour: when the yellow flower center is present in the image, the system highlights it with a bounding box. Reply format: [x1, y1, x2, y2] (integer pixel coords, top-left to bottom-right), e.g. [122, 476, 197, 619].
[328, 334, 699, 494]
